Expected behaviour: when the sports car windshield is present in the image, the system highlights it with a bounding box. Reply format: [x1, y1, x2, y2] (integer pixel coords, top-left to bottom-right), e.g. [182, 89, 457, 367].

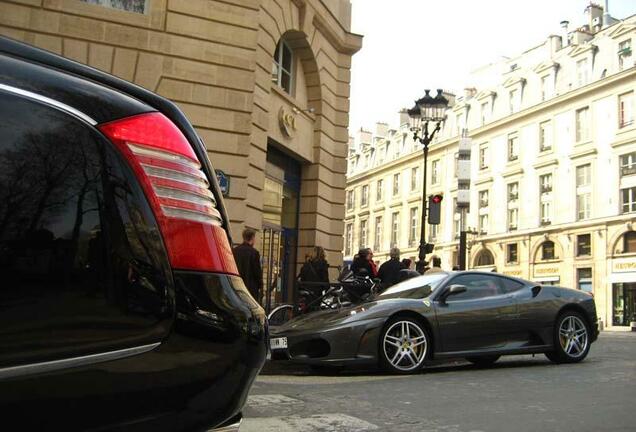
[378, 273, 449, 299]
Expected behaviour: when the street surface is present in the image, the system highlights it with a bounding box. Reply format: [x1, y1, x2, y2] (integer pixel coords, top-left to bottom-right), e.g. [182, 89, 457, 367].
[242, 333, 636, 432]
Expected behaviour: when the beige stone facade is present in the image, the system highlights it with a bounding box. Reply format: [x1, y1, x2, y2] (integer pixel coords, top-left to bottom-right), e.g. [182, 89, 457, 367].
[346, 10, 635, 329]
[0, 0, 362, 305]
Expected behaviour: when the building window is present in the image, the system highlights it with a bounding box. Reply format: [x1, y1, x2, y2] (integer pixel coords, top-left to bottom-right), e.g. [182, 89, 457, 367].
[576, 58, 589, 86]
[409, 207, 419, 247]
[507, 243, 518, 264]
[410, 167, 420, 192]
[359, 219, 368, 248]
[392, 173, 400, 197]
[540, 173, 552, 225]
[621, 187, 636, 213]
[577, 268, 593, 293]
[576, 164, 591, 221]
[481, 101, 490, 125]
[618, 39, 632, 71]
[428, 223, 438, 242]
[479, 143, 489, 170]
[80, 0, 148, 13]
[478, 190, 489, 235]
[361, 185, 369, 208]
[431, 160, 440, 184]
[272, 40, 294, 94]
[454, 152, 459, 177]
[540, 202, 551, 225]
[475, 249, 495, 267]
[539, 121, 552, 152]
[507, 182, 519, 231]
[619, 91, 634, 128]
[509, 89, 518, 114]
[623, 231, 636, 253]
[391, 212, 400, 247]
[577, 234, 591, 257]
[541, 75, 549, 101]
[575, 107, 590, 142]
[346, 190, 355, 211]
[507, 133, 519, 161]
[541, 240, 556, 260]
[374, 216, 382, 251]
[540, 173, 553, 193]
[376, 179, 384, 201]
[345, 223, 353, 255]
[621, 152, 636, 177]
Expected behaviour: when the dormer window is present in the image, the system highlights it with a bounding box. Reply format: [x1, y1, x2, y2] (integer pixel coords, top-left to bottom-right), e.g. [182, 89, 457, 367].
[272, 40, 293, 94]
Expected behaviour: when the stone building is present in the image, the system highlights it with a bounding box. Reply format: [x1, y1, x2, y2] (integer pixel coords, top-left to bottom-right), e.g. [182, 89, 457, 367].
[345, 5, 635, 329]
[0, 0, 362, 309]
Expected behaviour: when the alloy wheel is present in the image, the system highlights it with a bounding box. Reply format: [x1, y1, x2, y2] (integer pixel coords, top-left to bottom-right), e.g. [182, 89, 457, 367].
[558, 315, 588, 358]
[382, 320, 428, 372]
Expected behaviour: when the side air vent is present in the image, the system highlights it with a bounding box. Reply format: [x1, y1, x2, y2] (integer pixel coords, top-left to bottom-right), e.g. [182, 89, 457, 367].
[531, 285, 542, 298]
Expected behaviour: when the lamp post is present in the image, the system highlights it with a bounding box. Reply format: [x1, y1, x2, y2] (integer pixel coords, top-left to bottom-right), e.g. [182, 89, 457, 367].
[407, 89, 449, 273]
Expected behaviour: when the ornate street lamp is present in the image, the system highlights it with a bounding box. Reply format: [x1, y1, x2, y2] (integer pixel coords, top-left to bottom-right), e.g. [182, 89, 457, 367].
[408, 89, 449, 273]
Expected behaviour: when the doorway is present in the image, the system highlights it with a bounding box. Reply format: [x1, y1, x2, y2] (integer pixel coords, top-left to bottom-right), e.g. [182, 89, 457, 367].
[261, 146, 300, 313]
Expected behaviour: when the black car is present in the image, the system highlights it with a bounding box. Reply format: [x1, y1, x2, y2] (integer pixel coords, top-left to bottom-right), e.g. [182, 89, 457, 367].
[270, 271, 599, 374]
[0, 36, 266, 431]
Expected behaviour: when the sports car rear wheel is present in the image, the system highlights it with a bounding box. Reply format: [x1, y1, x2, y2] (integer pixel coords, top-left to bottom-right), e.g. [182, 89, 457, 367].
[379, 317, 429, 374]
[545, 311, 590, 364]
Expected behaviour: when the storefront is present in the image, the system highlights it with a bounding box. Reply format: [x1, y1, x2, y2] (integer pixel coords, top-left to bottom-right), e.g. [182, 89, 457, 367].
[608, 257, 636, 327]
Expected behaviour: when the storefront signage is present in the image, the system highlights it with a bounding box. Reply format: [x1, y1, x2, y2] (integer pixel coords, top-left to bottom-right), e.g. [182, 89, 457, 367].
[533, 266, 559, 277]
[503, 269, 523, 277]
[278, 107, 297, 138]
[612, 258, 636, 273]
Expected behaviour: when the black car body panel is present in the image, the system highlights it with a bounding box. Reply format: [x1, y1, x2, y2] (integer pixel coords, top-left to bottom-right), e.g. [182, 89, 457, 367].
[0, 36, 266, 431]
[270, 271, 598, 367]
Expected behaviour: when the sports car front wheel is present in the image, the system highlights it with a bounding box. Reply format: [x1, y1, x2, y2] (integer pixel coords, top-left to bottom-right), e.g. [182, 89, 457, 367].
[545, 311, 591, 364]
[379, 317, 429, 374]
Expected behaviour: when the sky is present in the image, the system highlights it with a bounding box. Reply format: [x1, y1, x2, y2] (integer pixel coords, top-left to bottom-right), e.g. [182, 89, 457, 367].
[348, 0, 636, 134]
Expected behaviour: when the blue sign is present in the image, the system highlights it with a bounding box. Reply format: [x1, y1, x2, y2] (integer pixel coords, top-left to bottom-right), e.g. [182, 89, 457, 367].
[215, 170, 230, 197]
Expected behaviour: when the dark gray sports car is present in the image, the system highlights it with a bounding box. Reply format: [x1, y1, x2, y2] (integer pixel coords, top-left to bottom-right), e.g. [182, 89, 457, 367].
[269, 271, 599, 374]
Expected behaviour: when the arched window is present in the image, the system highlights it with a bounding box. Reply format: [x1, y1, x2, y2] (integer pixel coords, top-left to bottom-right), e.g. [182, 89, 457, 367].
[272, 40, 293, 94]
[541, 240, 555, 260]
[623, 231, 636, 253]
[475, 249, 494, 267]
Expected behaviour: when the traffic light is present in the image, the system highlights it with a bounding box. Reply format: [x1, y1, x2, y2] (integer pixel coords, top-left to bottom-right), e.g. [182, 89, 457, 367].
[428, 194, 443, 225]
[424, 243, 435, 254]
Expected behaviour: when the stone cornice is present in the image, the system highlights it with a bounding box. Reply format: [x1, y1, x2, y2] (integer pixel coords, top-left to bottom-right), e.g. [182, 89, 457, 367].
[534, 61, 560, 74]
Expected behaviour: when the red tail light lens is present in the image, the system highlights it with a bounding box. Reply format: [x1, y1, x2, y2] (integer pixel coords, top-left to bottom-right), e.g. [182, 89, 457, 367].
[99, 112, 238, 274]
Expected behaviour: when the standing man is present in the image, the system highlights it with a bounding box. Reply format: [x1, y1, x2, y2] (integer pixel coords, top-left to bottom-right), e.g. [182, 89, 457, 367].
[378, 248, 402, 289]
[233, 228, 263, 305]
[426, 255, 444, 274]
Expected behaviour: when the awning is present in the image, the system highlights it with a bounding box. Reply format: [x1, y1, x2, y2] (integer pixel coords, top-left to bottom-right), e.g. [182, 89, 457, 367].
[607, 272, 636, 283]
[534, 276, 560, 282]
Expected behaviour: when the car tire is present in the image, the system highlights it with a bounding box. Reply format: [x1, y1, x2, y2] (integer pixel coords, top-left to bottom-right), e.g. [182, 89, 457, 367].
[466, 355, 500, 367]
[379, 317, 430, 374]
[545, 310, 591, 364]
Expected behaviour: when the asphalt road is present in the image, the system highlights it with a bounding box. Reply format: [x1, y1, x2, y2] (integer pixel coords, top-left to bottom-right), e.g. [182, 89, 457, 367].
[242, 333, 636, 432]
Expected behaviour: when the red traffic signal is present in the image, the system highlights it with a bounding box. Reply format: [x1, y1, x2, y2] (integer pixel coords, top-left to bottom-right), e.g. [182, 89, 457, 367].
[428, 194, 443, 225]
[431, 194, 443, 204]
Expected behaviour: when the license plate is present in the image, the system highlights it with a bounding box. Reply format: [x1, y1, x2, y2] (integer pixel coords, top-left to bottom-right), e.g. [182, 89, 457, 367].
[270, 337, 288, 350]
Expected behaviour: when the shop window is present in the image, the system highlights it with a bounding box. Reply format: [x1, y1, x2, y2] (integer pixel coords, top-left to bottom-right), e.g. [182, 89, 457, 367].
[80, 0, 148, 13]
[623, 231, 636, 253]
[541, 240, 556, 260]
[506, 243, 518, 264]
[475, 249, 495, 267]
[577, 268, 593, 293]
[576, 234, 591, 257]
[612, 282, 636, 326]
[272, 40, 294, 94]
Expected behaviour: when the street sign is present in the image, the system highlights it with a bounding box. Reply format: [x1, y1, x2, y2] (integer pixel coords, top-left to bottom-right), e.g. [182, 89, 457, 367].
[215, 170, 230, 197]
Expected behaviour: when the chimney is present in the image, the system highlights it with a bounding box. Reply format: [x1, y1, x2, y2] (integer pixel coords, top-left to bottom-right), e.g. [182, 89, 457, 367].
[586, 3, 604, 33]
[603, 0, 617, 27]
[548, 35, 563, 54]
[399, 109, 410, 127]
[560, 20, 570, 47]
[375, 122, 388, 138]
[463, 88, 477, 100]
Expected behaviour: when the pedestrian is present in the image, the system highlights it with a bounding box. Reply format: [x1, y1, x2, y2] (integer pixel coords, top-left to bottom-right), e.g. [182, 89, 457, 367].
[400, 258, 412, 270]
[367, 248, 379, 278]
[426, 255, 444, 274]
[350, 248, 377, 277]
[232, 228, 263, 305]
[378, 247, 402, 288]
[298, 247, 330, 288]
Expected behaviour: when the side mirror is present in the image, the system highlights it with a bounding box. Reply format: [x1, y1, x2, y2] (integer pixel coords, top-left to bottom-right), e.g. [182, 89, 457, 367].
[440, 284, 467, 303]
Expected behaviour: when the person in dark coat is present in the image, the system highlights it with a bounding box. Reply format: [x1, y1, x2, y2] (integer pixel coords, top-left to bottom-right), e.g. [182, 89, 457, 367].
[350, 248, 373, 277]
[232, 228, 263, 304]
[378, 247, 402, 288]
[298, 246, 330, 293]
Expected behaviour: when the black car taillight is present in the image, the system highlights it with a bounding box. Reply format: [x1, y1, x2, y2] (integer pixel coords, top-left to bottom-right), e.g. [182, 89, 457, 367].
[99, 112, 238, 274]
